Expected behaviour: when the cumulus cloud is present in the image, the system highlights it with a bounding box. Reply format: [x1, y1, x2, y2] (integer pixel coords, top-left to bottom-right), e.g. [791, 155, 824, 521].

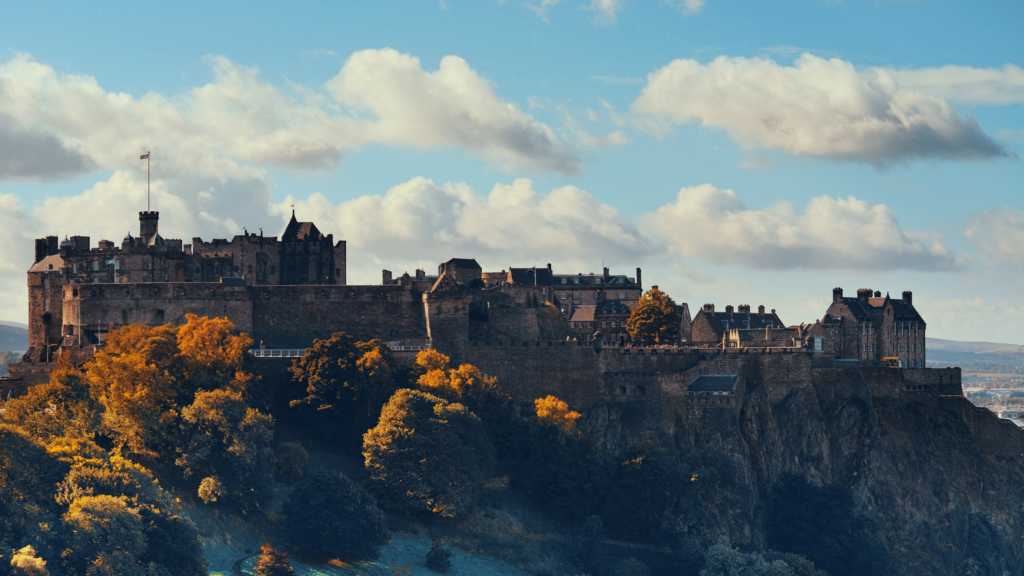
[585, 0, 624, 25]
[278, 177, 656, 282]
[632, 53, 1009, 164]
[528, 0, 564, 22]
[328, 49, 582, 174]
[964, 207, 1024, 270]
[0, 50, 578, 180]
[644, 184, 962, 271]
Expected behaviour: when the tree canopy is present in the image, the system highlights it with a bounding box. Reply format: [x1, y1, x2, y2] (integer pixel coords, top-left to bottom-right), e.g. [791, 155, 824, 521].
[626, 288, 682, 344]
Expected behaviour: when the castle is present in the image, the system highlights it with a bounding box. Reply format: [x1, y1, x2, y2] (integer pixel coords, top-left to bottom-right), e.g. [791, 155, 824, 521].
[8, 211, 1024, 456]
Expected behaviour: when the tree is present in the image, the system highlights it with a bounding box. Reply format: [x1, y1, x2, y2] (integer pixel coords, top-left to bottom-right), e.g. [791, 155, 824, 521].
[62, 495, 148, 576]
[363, 389, 492, 517]
[279, 471, 389, 562]
[626, 288, 682, 344]
[253, 542, 295, 576]
[3, 365, 101, 441]
[605, 432, 677, 542]
[175, 314, 256, 402]
[425, 540, 453, 573]
[701, 536, 795, 576]
[9, 545, 49, 576]
[177, 389, 275, 511]
[521, 400, 604, 520]
[534, 396, 581, 433]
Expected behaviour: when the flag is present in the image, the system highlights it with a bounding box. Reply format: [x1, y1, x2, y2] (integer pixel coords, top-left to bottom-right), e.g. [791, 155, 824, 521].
[140, 153, 149, 159]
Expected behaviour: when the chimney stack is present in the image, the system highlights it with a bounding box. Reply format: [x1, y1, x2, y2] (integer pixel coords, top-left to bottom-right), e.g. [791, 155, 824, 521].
[547, 263, 552, 271]
[902, 291, 913, 306]
[857, 289, 871, 303]
[833, 287, 843, 304]
[703, 303, 715, 313]
[636, 267, 642, 289]
[874, 291, 881, 298]
[758, 305, 765, 318]
[726, 305, 734, 318]
[738, 304, 750, 314]
[382, 269, 393, 285]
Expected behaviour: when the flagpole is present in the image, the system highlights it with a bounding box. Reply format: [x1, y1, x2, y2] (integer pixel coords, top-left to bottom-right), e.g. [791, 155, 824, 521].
[147, 151, 150, 211]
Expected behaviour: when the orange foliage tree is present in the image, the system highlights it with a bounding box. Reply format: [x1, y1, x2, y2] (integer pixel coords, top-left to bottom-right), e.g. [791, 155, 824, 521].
[534, 395, 581, 433]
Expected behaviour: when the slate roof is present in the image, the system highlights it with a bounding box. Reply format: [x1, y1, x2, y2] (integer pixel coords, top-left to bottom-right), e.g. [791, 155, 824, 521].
[700, 311, 785, 335]
[597, 301, 632, 315]
[836, 295, 923, 323]
[282, 213, 322, 241]
[569, 306, 596, 322]
[509, 267, 554, 286]
[688, 375, 739, 392]
[446, 258, 481, 270]
[29, 254, 65, 273]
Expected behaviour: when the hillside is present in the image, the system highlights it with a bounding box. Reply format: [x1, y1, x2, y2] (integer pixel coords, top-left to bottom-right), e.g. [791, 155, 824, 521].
[0, 324, 28, 352]
[927, 337, 1024, 369]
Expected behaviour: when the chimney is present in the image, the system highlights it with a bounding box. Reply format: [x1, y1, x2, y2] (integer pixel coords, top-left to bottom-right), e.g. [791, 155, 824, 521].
[652, 285, 659, 291]
[636, 267, 642, 289]
[902, 291, 913, 306]
[857, 289, 871, 304]
[603, 267, 610, 281]
[758, 305, 765, 318]
[34, 238, 49, 263]
[703, 303, 715, 313]
[833, 287, 843, 304]
[382, 269, 393, 285]
[547, 263, 552, 271]
[139, 211, 159, 246]
[415, 269, 425, 280]
[726, 305, 734, 318]
[738, 304, 750, 314]
[47, 236, 58, 254]
[71, 236, 90, 251]
[874, 291, 881, 298]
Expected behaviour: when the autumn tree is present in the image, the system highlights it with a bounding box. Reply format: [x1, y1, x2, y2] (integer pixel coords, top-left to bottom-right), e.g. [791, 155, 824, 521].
[253, 542, 295, 576]
[176, 314, 256, 402]
[176, 389, 275, 511]
[363, 389, 492, 517]
[626, 288, 683, 344]
[62, 495, 148, 576]
[534, 396, 581, 433]
[85, 324, 180, 457]
[3, 365, 101, 441]
[415, 351, 523, 459]
[280, 471, 389, 562]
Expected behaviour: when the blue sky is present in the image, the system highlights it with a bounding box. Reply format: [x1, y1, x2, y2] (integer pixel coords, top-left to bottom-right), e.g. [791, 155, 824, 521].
[0, 0, 1022, 342]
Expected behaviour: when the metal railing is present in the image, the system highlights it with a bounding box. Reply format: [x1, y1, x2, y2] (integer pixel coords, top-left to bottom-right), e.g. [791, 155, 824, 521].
[389, 346, 431, 352]
[248, 349, 307, 358]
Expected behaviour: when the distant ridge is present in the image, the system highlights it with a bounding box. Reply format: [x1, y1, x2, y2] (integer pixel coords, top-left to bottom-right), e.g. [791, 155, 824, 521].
[927, 337, 1024, 368]
[0, 324, 28, 352]
[0, 320, 27, 329]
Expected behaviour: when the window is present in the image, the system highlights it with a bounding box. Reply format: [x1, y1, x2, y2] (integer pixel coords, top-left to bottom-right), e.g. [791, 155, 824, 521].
[587, 322, 593, 328]
[721, 320, 728, 329]
[744, 320, 750, 328]
[611, 321, 617, 328]
[596, 278, 601, 284]
[601, 321, 607, 328]
[561, 277, 567, 284]
[814, 337, 823, 352]
[43, 297, 50, 312]
[574, 277, 579, 284]
[72, 263, 77, 274]
[92, 260, 99, 271]
[574, 292, 580, 300]
[618, 292, 625, 299]
[561, 293, 567, 300]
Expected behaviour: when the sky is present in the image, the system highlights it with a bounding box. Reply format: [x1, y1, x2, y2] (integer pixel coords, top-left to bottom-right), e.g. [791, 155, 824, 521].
[0, 0, 1022, 342]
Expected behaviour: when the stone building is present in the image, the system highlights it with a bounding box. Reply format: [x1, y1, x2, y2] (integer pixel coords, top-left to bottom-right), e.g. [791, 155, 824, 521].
[23, 210, 345, 364]
[808, 288, 926, 368]
[690, 304, 785, 346]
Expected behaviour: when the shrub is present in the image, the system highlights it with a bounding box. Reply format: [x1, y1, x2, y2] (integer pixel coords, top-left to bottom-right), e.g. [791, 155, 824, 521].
[604, 432, 677, 542]
[198, 476, 224, 504]
[280, 470, 389, 562]
[521, 416, 604, 521]
[62, 495, 147, 576]
[254, 542, 295, 576]
[364, 389, 492, 517]
[701, 537, 793, 576]
[425, 540, 453, 573]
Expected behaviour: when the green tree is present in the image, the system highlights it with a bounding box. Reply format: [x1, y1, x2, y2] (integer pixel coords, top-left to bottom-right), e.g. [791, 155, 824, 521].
[605, 432, 677, 542]
[177, 389, 275, 511]
[253, 542, 295, 576]
[363, 389, 492, 517]
[626, 288, 683, 344]
[280, 470, 389, 562]
[701, 537, 794, 576]
[521, 405, 604, 521]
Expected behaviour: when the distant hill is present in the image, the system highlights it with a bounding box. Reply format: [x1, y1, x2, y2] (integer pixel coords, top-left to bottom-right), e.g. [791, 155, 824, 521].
[0, 324, 28, 353]
[927, 338, 1024, 368]
[0, 320, 27, 329]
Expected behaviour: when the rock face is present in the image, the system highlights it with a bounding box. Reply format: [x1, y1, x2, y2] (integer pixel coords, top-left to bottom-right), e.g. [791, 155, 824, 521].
[666, 363, 1024, 576]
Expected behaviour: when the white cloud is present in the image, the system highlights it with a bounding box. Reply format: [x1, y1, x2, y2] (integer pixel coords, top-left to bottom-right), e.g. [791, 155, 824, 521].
[632, 53, 1009, 164]
[528, 0, 564, 22]
[644, 184, 962, 271]
[585, 0, 625, 25]
[663, 0, 705, 15]
[891, 64, 1024, 106]
[920, 297, 1024, 345]
[327, 49, 582, 174]
[278, 177, 656, 282]
[0, 50, 579, 180]
[964, 207, 1024, 270]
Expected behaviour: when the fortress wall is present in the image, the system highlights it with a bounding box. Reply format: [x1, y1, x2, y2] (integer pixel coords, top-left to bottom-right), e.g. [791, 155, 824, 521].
[62, 283, 254, 334]
[251, 285, 427, 348]
[903, 367, 962, 396]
